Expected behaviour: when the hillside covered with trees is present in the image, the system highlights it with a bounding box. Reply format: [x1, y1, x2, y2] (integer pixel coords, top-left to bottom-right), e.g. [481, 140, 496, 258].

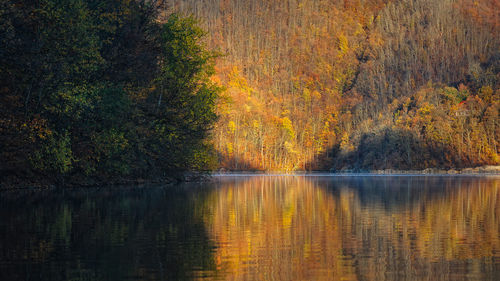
[165, 0, 499, 171]
[0, 0, 220, 186]
[0, 0, 498, 186]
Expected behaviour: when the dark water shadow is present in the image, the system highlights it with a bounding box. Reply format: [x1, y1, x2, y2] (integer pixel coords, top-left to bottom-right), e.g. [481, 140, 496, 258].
[0, 184, 221, 281]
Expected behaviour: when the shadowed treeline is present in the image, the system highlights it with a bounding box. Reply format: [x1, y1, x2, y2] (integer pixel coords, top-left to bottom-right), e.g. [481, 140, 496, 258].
[308, 84, 499, 171]
[325, 127, 456, 170]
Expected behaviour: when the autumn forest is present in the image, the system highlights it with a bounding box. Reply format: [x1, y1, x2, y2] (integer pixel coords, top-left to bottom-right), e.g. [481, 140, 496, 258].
[1, 0, 499, 185]
[166, 0, 499, 171]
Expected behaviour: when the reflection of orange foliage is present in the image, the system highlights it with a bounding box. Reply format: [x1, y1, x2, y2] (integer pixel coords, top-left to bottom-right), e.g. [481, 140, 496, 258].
[203, 177, 353, 280]
[199, 176, 500, 280]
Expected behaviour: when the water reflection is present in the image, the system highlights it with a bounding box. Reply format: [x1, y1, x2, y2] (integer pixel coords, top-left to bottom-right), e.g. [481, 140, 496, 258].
[0, 176, 498, 280]
[204, 176, 499, 280]
[0, 186, 219, 280]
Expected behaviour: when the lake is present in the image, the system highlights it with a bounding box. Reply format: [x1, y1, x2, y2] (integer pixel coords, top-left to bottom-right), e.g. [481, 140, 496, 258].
[0, 175, 498, 280]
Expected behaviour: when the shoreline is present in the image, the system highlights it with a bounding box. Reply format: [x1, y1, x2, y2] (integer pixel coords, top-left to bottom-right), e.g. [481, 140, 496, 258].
[1, 166, 498, 190]
[213, 165, 500, 176]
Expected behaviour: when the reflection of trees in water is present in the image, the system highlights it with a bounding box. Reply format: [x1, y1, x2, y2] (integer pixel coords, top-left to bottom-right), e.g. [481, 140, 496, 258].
[203, 176, 350, 280]
[204, 176, 500, 281]
[0, 177, 497, 281]
[0, 186, 218, 281]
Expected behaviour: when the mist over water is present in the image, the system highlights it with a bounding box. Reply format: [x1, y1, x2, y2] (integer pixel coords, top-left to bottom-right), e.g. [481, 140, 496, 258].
[0, 175, 498, 280]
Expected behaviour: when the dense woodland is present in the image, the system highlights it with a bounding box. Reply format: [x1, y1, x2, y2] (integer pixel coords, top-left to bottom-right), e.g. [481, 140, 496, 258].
[0, 0, 499, 185]
[0, 0, 220, 186]
[165, 0, 499, 171]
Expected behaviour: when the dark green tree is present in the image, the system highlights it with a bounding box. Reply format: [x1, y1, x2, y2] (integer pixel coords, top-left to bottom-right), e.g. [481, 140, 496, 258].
[146, 14, 220, 174]
[0, 0, 220, 186]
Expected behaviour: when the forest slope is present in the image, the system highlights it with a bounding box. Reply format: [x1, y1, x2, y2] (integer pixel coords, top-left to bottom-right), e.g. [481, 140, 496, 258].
[164, 0, 499, 171]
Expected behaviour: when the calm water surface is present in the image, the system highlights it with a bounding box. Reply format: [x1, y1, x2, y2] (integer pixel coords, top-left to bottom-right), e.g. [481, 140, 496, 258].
[0, 175, 498, 280]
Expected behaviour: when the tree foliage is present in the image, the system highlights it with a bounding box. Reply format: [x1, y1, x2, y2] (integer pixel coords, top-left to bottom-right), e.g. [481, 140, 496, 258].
[0, 0, 220, 185]
[166, 0, 499, 171]
[1, 0, 498, 179]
